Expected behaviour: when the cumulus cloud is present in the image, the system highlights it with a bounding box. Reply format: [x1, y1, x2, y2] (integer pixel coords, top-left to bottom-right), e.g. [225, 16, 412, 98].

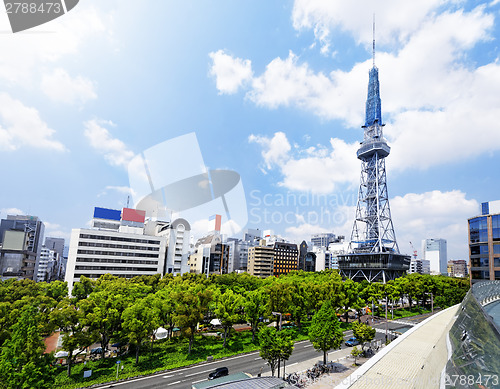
[249, 132, 359, 193]
[43, 222, 71, 242]
[391, 190, 478, 259]
[0, 208, 24, 217]
[0, 6, 108, 87]
[0, 93, 66, 151]
[83, 119, 135, 169]
[41, 68, 97, 105]
[211, 4, 500, 173]
[209, 50, 253, 94]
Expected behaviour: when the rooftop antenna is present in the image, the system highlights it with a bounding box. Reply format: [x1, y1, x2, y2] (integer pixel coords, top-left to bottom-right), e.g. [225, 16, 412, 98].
[372, 14, 376, 67]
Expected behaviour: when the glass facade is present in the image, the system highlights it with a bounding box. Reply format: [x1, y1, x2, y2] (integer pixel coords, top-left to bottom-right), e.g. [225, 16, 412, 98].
[470, 210, 500, 282]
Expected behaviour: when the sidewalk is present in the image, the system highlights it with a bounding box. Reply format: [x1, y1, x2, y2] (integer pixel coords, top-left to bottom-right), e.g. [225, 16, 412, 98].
[262, 345, 359, 378]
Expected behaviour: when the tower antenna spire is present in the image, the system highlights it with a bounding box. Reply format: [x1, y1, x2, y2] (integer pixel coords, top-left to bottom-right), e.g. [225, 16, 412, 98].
[372, 14, 376, 67]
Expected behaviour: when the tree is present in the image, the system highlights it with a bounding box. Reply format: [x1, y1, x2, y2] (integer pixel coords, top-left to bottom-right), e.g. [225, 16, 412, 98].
[308, 300, 344, 364]
[122, 296, 160, 364]
[351, 346, 362, 365]
[0, 305, 55, 389]
[258, 326, 294, 377]
[213, 288, 242, 348]
[340, 279, 365, 323]
[352, 322, 376, 354]
[243, 289, 268, 342]
[50, 298, 93, 376]
[174, 287, 212, 354]
[154, 286, 177, 339]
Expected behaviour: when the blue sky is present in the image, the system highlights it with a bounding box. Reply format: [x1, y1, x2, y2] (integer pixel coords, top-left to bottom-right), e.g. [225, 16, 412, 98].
[1, 0, 499, 260]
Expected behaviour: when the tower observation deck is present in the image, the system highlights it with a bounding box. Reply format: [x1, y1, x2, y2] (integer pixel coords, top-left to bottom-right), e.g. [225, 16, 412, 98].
[338, 62, 410, 282]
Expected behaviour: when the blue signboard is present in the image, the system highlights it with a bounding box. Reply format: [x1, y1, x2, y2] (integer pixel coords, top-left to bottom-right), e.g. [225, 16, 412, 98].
[93, 207, 121, 221]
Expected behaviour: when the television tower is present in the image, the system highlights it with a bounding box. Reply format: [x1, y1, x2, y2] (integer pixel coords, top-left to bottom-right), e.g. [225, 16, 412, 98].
[338, 21, 410, 282]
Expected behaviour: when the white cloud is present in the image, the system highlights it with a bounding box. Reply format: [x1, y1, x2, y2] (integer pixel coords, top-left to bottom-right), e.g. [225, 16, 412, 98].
[83, 119, 135, 169]
[213, 4, 500, 172]
[41, 68, 97, 105]
[248, 131, 291, 169]
[0, 6, 108, 87]
[285, 222, 332, 243]
[291, 0, 450, 51]
[0, 208, 24, 217]
[43, 221, 71, 242]
[249, 132, 359, 193]
[0, 93, 66, 151]
[391, 190, 478, 259]
[97, 186, 136, 199]
[209, 50, 253, 94]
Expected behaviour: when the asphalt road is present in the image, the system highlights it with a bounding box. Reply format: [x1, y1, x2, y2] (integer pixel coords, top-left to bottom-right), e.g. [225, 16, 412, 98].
[99, 330, 387, 389]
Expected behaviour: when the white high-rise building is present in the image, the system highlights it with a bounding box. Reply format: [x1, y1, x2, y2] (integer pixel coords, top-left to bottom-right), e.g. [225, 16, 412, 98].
[65, 207, 191, 292]
[422, 238, 447, 275]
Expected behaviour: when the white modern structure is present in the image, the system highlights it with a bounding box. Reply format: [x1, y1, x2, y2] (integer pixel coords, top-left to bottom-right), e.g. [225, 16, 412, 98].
[422, 238, 447, 275]
[409, 259, 431, 275]
[36, 246, 60, 282]
[65, 207, 190, 292]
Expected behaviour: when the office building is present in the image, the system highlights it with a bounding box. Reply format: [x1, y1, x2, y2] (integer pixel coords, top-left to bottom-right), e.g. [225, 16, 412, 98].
[422, 238, 447, 275]
[272, 242, 298, 276]
[409, 259, 431, 275]
[447, 259, 467, 278]
[0, 215, 45, 280]
[311, 233, 336, 248]
[65, 207, 190, 291]
[298, 241, 308, 270]
[468, 200, 500, 283]
[247, 243, 274, 278]
[36, 246, 60, 282]
[188, 233, 229, 275]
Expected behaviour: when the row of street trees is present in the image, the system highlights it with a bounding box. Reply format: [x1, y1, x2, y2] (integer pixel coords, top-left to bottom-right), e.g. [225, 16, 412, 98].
[0, 271, 469, 386]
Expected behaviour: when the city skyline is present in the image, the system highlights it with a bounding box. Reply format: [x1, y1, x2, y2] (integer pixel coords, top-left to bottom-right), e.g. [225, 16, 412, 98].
[1, 1, 499, 260]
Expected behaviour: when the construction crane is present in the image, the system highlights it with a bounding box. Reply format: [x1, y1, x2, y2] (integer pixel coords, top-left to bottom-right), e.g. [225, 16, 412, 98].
[409, 241, 418, 260]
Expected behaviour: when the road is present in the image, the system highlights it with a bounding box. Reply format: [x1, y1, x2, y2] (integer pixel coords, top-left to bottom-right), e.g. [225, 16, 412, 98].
[100, 330, 387, 389]
[98, 312, 436, 389]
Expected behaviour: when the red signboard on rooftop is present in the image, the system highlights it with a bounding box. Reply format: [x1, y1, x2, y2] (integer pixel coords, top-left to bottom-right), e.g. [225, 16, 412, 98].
[122, 208, 146, 223]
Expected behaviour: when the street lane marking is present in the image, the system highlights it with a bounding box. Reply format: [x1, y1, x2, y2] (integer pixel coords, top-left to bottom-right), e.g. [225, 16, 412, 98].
[192, 378, 207, 384]
[288, 362, 298, 367]
[303, 344, 313, 348]
[254, 357, 261, 360]
[185, 369, 212, 377]
[167, 381, 182, 386]
[162, 375, 174, 378]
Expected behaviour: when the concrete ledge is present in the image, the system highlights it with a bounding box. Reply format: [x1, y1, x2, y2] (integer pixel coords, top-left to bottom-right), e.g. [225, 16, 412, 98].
[335, 305, 459, 389]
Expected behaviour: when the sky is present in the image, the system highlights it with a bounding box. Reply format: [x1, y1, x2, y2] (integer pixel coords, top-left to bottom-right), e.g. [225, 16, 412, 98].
[1, 0, 499, 260]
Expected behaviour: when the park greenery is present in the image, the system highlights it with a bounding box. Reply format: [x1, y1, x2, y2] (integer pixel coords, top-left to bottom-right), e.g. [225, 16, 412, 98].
[0, 270, 469, 388]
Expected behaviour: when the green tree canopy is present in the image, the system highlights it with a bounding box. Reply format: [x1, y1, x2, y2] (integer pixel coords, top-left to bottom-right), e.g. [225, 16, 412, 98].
[0, 305, 55, 389]
[308, 300, 344, 364]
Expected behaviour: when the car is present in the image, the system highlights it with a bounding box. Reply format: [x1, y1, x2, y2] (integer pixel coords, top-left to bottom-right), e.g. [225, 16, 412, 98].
[90, 347, 103, 354]
[345, 337, 359, 347]
[208, 367, 229, 380]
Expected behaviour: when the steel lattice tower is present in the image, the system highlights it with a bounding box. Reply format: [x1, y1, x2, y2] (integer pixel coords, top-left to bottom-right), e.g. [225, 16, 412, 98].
[338, 32, 410, 282]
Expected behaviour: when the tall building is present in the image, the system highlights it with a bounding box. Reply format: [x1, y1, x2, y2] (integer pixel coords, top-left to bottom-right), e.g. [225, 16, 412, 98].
[272, 242, 298, 276]
[65, 207, 190, 291]
[37, 246, 60, 282]
[0, 215, 45, 280]
[298, 241, 308, 270]
[338, 41, 410, 282]
[447, 260, 467, 278]
[44, 237, 66, 280]
[409, 259, 431, 275]
[468, 200, 500, 283]
[188, 233, 229, 275]
[311, 233, 336, 248]
[247, 243, 274, 278]
[422, 238, 447, 275]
